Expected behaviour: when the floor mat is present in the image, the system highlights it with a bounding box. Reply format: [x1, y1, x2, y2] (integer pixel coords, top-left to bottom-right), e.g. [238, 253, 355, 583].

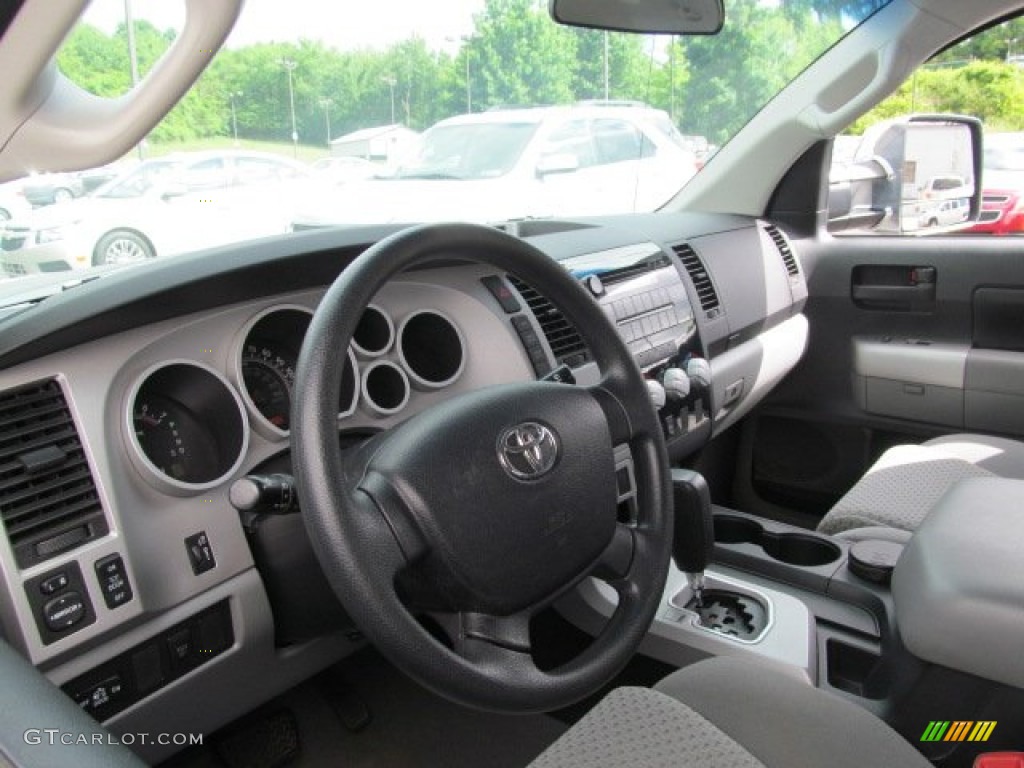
[162, 647, 566, 768]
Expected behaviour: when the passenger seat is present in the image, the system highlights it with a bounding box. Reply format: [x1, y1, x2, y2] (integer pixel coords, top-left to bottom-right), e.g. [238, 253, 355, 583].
[817, 433, 1024, 540]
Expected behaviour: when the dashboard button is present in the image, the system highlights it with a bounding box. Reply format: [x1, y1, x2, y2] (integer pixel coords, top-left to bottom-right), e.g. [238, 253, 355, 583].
[74, 675, 126, 715]
[43, 591, 86, 631]
[167, 628, 196, 674]
[39, 571, 69, 595]
[480, 276, 521, 313]
[94, 554, 133, 609]
[131, 643, 165, 695]
[185, 531, 216, 575]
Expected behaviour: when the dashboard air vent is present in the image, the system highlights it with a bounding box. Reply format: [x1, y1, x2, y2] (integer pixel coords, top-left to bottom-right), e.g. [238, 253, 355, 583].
[506, 275, 591, 367]
[672, 243, 721, 316]
[0, 379, 108, 569]
[764, 224, 800, 277]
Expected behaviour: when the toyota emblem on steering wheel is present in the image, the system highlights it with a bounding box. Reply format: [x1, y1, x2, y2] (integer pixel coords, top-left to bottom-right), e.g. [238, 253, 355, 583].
[497, 422, 560, 480]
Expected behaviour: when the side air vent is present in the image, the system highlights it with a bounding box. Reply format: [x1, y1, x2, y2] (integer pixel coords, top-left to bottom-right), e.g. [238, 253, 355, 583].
[506, 275, 590, 367]
[764, 224, 800, 277]
[0, 380, 108, 569]
[673, 243, 721, 316]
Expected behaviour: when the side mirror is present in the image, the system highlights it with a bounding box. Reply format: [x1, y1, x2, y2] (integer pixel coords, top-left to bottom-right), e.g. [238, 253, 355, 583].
[536, 153, 580, 177]
[830, 115, 982, 235]
[160, 182, 189, 200]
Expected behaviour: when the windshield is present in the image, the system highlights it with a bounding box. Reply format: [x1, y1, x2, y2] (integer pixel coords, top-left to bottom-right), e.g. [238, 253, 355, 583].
[0, 0, 887, 284]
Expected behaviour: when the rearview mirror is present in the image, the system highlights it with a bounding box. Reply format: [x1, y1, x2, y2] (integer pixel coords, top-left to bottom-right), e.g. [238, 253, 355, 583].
[829, 115, 982, 235]
[549, 0, 724, 35]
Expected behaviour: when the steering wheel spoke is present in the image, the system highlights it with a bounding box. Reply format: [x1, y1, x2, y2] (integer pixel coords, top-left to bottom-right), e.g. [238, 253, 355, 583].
[458, 611, 533, 654]
[592, 523, 636, 583]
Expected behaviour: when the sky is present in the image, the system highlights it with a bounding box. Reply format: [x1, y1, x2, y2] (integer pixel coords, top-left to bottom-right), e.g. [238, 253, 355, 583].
[82, 0, 486, 52]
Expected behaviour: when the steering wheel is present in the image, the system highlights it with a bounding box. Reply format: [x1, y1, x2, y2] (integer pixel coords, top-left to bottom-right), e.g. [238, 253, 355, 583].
[292, 222, 672, 713]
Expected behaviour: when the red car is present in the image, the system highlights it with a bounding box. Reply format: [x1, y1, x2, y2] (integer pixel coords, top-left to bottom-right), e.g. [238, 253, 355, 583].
[967, 187, 1024, 234]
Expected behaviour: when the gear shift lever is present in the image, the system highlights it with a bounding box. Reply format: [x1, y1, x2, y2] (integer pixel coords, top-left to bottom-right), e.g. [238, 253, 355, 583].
[671, 469, 714, 608]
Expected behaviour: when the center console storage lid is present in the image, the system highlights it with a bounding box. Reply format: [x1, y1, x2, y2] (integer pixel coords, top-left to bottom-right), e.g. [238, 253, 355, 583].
[893, 477, 1024, 688]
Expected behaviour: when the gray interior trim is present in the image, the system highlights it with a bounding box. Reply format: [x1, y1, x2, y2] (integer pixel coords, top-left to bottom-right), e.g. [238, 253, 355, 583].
[892, 477, 1024, 689]
[559, 565, 815, 680]
[0, 640, 145, 768]
[853, 337, 968, 390]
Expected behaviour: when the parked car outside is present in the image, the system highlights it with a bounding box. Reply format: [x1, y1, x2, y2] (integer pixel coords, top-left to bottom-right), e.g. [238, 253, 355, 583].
[0, 179, 30, 222]
[0, 150, 309, 275]
[966, 134, 1024, 234]
[309, 156, 381, 184]
[293, 103, 698, 228]
[20, 172, 85, 206]
[918, 197, 969, 228]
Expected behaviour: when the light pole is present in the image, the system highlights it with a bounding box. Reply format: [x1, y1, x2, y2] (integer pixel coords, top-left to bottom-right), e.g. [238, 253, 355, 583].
[229, 91, 243, 145]
[124, 0, 143, 159]
[446, 36, 472, 114]
[279, 58, 298, 157]
[318, 98, 333, 147]
[1008, 38, 1018, 63]
[603, 31, 610, 101]
[381, 76, 397, 124]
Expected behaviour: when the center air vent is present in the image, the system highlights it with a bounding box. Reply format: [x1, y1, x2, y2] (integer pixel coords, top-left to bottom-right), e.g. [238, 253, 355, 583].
[673, 243, 721, 317]
[0, 380, 108, 569]
[506, 275, 590, 368]
[764, 224, 800, 277]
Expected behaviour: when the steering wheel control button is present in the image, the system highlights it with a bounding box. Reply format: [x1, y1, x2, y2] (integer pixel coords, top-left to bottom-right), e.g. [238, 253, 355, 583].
[185, 531, 217, 575]
[39, 571, 69, 595]
[481, 275, 521, 313]
[94, 554, 133, 609]
[497, 422, 560, 480]
[43, 591, 87, 632]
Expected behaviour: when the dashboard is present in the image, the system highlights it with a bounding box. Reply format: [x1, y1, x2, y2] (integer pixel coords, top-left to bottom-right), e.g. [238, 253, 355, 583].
[0, 212, 808, 762]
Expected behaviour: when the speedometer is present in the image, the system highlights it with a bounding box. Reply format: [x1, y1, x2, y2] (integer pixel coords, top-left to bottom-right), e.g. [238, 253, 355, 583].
[241, 344, 296, 430]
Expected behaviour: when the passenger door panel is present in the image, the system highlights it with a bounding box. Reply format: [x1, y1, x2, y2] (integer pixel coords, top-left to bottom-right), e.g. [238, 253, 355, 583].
[738, 235, 1024, 518]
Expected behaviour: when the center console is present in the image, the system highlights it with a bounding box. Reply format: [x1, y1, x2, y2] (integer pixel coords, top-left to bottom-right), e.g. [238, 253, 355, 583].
[558, 471, 914, 713]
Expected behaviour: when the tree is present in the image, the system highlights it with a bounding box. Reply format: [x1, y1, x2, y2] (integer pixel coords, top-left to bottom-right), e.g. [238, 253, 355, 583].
[469, 0, 577, 109]
[570, 29, 650, 103]
[677, 0, 843, 143]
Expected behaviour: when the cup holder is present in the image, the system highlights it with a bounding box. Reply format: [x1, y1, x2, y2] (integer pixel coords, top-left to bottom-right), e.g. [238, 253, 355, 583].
[713, 514, 841, 567]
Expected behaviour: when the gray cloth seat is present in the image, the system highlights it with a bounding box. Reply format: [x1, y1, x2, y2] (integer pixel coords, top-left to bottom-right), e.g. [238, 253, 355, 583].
[817, 433, 1024, 537]
[528, 656, 931, 768]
